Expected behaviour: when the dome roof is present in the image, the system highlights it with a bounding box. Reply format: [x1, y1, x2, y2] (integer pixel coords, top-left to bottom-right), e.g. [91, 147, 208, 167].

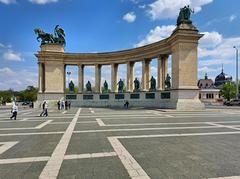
[214, 69, 232, 87]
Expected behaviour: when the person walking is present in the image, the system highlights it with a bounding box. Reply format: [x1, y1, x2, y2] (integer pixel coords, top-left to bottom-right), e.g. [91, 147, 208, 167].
[61, 100, 65, 110]
[10, 103, 18, 120]
[68, 101, 71, 110]
[57, 100, 60, 110]
[65, 101, 68, 110]
[124, 100, 129, 109]
[43, 101, 48, 117]
[40, 100, 46, 116]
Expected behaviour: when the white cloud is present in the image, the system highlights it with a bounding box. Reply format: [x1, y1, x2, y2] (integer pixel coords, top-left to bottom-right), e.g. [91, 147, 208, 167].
[229, 15, 237, 22]
[135, 25, 175, 47]
[148, 0, 213, 20]
[123, 12, 136, 23]
[0, 0, 15, 4]
[0, 67, 38, 90]
[199, 31, 222, 48]
[0, 67, 15, 76]
[0, 43, 12, 49]
[2, 50, 24, 61]
[198, 66, 219, 73]
[28, 0, 58, 5]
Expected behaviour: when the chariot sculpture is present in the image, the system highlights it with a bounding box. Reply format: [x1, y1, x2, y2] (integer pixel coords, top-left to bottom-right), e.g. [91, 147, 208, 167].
[34, 25, 66, 46]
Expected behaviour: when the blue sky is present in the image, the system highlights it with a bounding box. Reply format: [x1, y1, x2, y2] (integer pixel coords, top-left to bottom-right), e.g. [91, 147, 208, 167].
[0, 0, 239, 90]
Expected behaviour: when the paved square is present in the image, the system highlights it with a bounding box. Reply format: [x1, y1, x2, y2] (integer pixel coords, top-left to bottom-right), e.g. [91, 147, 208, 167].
[0, 107, 240, 178]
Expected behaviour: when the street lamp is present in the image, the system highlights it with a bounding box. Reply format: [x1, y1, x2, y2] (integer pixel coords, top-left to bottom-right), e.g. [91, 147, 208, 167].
[67, 71, 71, 85]
[233, 46, 239, 99]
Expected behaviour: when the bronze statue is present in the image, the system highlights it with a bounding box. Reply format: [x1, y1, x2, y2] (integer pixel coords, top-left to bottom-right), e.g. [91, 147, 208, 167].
[150, 76, 156, 91]
[134, 78, 140, 91]
[177, 5, 194, 26]
[117, 79, 124, 92]
[34, 28, 54, 45]
[103, 80, 108, 92]
[164, 73, 171, 89]
[34, 25, 66, 46]
[86, 81, 92, 92]
[69, 80, 75, 93]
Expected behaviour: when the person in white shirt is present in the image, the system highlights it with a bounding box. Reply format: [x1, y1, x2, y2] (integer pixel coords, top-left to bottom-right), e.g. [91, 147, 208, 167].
[43, 101, 48, 117]
[10, 103, 18, 120]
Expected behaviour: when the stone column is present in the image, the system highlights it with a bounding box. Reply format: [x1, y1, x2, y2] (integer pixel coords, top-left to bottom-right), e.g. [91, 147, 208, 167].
[158, 55, 168, 90]
[95, 64, 102, 93]
[127, 62, 134, 92]
[38, 62, 42, 93]
[142, 59, 151, 91]
[78, 64, 84, 93]
[111, 63, 118, 92]
[44, 62, 65, 93]
[63, 64, 66, 93]
[168, 24, 204, 110]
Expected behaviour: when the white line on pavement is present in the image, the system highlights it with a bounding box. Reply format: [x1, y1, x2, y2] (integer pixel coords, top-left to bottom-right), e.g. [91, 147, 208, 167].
[0, 156, 50, 164]
[74, 125, 225, 133]
[39, 108, 81, 179]
[35, 120, 53, 129]
[0, 131, 64, 137]
[206, 122, 240, 131]
[208, 176, 240, 179]
[0, 141, 19, 154]
[0, 152, 117, 165]
[62, 111, 67, 114]
[116, 131, 240, 139]
[108, 137, 150, 179]
[20, 118, 29, 121]
[64, 152, 117, 160]
[96, 118, 105, 126]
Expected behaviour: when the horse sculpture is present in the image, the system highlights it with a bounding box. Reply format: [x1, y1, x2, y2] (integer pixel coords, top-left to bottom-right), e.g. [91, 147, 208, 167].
[34, 28, 54, 45]
[34, 25, 66, 46]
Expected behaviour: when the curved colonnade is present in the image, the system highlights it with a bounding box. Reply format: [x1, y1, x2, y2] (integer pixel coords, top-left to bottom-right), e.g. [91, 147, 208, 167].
[36, 23, 205, 110]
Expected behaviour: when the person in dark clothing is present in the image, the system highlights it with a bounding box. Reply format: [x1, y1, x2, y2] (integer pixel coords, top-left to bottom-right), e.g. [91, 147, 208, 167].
[124, 100, 129, 109]
[43, 101, 48, 117]
[65, 100, 68, 110]
[68, 101, 71, 110]
[40, 101, 46, 116]
[57, 100, 60, 110]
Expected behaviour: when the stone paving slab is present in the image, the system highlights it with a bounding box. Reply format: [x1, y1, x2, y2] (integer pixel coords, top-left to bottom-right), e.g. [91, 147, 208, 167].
[0, 134, 62, 159]
[0, 161, 46, 179]
[0, 107, 240, 178]
[120, 134, 240, 178]
[58, 157, 130, 179]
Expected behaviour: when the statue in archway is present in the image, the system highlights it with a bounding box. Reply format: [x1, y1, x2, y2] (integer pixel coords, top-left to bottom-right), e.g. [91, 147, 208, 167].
[149, 76, 156, 91]
[69, 80, 75, 93]
[103, 80, 108, 92]
[134, 78, 140, 92]
[177, 5, 194, 26]
[165, 73, 171, 90]
[86, 81, 92, 92]
[117, 79, 124, 93]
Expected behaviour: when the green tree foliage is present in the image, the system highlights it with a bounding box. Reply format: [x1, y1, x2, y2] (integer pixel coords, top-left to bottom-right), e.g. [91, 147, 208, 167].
[0, 86, 38, 105]
[0, 89, 14, 104]
[19, 86, 38, 102]
[220, 82, 236, 101]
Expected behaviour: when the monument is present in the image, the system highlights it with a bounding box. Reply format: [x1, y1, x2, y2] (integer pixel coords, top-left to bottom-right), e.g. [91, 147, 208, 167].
[35, 7, 204, 110]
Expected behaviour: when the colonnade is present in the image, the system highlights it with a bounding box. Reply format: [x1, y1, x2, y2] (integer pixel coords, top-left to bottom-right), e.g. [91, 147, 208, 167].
[38, 56, 169, 93]
[36, 21, 205, 110]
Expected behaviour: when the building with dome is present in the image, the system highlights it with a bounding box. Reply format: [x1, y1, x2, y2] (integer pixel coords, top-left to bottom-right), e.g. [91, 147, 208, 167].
[198, 68, 232, 103]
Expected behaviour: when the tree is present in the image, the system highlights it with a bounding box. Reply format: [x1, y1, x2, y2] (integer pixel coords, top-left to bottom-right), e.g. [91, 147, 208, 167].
[220, 82, 236, 101]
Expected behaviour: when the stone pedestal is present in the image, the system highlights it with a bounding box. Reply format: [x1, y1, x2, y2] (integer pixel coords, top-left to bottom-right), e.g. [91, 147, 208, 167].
[168, 23, 204, 110]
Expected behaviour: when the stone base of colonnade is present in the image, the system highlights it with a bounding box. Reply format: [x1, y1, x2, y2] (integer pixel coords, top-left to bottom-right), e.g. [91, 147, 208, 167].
[169, 89, 205, 110]
[33, 90, 204, 110]
[35, 93, 65, 108]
